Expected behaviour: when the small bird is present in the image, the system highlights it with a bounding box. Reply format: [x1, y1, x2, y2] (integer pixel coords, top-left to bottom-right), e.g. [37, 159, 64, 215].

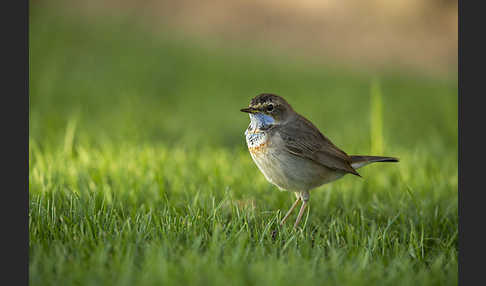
[241, 93, 398, 229]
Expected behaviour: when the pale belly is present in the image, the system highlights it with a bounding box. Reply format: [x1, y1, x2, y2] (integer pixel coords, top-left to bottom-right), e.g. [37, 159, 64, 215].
[245, 131, 345, 191]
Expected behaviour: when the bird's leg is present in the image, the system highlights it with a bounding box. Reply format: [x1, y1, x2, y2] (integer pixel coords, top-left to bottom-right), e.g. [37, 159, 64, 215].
[293, 191, 309, 229]
[280, 194, 301, 226]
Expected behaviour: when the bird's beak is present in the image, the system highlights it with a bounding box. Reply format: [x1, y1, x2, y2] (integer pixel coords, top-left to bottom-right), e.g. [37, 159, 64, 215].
[240, 107, 258, 113]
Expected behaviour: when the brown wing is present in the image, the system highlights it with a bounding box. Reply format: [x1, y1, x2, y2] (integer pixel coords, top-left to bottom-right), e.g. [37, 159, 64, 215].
[276, 114, 361, 176]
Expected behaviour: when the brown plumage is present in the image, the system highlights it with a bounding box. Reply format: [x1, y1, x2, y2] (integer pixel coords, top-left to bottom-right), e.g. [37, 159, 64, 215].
[242, 93, 399, 229]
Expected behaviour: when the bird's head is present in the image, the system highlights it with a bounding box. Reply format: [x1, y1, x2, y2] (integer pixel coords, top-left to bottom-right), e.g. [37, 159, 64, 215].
[240, 94, 295, 128]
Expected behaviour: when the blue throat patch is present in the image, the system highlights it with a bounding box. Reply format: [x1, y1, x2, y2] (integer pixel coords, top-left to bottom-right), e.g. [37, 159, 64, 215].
[246, 113, 275, 135]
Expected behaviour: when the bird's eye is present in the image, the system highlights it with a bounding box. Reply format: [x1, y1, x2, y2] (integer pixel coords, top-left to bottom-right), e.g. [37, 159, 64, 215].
[267, 104, 274, 111]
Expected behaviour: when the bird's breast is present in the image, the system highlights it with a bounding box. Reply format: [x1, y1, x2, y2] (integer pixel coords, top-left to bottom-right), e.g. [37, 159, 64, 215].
[245, 130, 269, 155]
[244, 128, 343, 191]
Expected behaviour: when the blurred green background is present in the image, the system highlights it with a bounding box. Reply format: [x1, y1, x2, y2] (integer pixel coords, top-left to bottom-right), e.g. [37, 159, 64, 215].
[30, 0, 457, 152]
[29, 1, 457, 285]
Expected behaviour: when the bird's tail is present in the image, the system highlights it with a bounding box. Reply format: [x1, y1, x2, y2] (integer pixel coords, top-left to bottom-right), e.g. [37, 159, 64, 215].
[350, 155, 399, 169]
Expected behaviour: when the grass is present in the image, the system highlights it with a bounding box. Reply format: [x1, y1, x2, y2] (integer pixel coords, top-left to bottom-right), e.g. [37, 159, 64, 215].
[29, 4, 458, 286]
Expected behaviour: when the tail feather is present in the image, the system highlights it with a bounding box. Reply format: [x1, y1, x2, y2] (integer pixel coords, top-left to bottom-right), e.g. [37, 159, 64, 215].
[350, 155, 399, 169]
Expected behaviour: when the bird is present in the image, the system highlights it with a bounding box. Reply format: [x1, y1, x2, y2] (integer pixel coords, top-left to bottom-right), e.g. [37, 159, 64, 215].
[241, 93, 398, 229]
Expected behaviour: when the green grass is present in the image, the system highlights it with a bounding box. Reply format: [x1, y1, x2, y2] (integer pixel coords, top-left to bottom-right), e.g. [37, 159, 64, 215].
[30, 5, 458, 286]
